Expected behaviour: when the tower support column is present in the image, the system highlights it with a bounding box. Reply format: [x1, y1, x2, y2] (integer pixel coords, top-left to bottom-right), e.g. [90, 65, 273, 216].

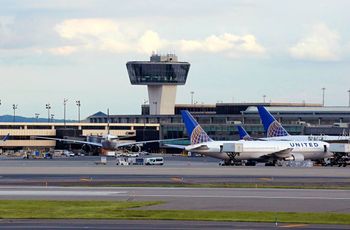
[148, 85, 177, 115]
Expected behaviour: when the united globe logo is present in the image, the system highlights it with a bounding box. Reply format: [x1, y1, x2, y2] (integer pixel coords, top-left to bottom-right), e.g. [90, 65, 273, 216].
[267, 121, 289, 137]
[190, 125, 210, 144]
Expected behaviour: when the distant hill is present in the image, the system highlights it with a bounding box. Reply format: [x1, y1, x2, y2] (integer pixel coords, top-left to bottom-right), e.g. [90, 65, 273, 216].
[0, 115, 77, 123]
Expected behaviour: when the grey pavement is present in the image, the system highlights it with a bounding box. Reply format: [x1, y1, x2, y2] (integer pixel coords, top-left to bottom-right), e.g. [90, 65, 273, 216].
[1, 186, 350, 213]
[0, 219, 349, 230]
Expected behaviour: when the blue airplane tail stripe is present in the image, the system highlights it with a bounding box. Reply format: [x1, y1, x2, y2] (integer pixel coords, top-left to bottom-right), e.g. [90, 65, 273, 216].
[2, 133, 9, 141]
[237, 125, 250, 140]
[257, 106, 289, 137]
[181, 110, 212, 145]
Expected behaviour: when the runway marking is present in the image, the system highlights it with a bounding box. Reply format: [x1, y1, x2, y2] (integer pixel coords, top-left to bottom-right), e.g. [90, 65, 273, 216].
[280, 224, 308, 228]
[0, 191, 128, 196]
[122, 194, 350, 200]
[258, 177, 273, 181]
[170, 177, 184, 183]
[0, 189, 349, 200]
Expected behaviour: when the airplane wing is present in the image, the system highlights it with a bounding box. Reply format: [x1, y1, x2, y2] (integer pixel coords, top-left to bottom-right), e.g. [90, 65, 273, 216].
[34, 136, 103, 147]
[116, 138, 187, 148]
[165, 142, 210, 151]
[259, 148, 294, 160]
[164, 144, 187, 149]
[185, 144, 210, 151]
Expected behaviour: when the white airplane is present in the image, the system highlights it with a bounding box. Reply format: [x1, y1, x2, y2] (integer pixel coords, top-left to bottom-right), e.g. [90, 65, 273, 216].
[36, 134, 183, 154]
[36, 109, 183, 154]
[257, 106, 350, 142]
[168, 110, 333, 165]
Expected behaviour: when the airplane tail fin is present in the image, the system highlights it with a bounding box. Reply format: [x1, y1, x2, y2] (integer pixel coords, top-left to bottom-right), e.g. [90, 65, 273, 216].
[2, 133, 9, 142]
[237, 126, 252, 140]
[257, 106, 290, 137]
[181, 110, 212, 145]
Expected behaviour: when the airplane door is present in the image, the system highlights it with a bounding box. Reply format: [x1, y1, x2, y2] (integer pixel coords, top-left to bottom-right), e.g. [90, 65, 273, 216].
[324, 145, 327, 152]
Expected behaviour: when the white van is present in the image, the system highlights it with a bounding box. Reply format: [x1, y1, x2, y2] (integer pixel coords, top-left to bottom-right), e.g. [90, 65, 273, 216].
[145, 157, 164, 165]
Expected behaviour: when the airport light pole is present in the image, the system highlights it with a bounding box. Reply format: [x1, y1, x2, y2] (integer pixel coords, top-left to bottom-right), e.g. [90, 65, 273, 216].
[76, 100, 81, 123]
[263, 95, 266, 103]
[12, 104, 18, 122]
[35, 113, 40, 122]
[63, 98, 68, 127]
[348, 89, 350, 107]
[45, 104, 51, 123]
[190, 91, 194, 105]
[322, 87, 326, 106]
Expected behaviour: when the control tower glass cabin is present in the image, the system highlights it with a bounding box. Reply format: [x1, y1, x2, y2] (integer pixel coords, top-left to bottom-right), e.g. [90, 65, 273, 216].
[127, 54, 190, 115]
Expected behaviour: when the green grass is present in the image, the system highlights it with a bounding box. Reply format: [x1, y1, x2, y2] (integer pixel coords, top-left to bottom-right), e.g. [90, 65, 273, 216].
[0, 200, 350, 225]
[0, 200, 163, 219]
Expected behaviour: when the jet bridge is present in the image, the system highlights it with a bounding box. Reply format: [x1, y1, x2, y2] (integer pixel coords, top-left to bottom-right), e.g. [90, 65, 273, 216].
[222, 143, 243, 153]
[328, 143, 350, 167]
[219, 143, 244, 166]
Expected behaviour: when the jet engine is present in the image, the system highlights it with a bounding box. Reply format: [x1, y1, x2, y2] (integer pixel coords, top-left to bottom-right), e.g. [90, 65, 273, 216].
[81, 144, 92, 153]
[285, 153, 305, 161]
[130, 145, 141, 153]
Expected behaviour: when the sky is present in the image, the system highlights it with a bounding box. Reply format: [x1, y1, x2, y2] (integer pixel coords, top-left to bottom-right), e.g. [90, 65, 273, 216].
[1, 0, 350, 120]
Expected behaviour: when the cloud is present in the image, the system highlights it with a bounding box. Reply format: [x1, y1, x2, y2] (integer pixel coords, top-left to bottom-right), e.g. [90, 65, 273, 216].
[179, 33, 265, 56]
[0, 16, 15, 48]
[137, 30, 166, 54]
[53, 18, 266, 58]
[55, 18, 130, 52]
[48, 46, 77, 56]
[289, 24, 341, 61]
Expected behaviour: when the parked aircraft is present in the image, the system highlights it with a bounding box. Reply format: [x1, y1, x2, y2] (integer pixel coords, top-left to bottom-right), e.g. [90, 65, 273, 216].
[36, 108, 183, 154]
[169, 110, 332, 165]
[36, 135, 182, 154]
[257, 106, 350, 142]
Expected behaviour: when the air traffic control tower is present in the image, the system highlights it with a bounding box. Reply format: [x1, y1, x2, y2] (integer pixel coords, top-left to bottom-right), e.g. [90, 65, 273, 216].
[126, 54, 190, 115]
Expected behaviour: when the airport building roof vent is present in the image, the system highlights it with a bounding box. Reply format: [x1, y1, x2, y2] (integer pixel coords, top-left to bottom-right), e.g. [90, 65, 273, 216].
[150, 53, 178, 62]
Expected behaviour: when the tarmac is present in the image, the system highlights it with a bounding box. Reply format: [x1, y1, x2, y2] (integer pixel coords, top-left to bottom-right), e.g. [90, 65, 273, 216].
[1, 219, 349, 230]
[0, 156, 350, 228]
[0, 220, 350, 230]
[0, 186, 349, 213]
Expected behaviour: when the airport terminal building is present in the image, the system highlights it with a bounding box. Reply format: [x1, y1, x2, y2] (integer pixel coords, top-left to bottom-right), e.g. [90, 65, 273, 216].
[1, 103, 350, 153]
[1, 54, 350, 153]
[88, 103, 350, 142]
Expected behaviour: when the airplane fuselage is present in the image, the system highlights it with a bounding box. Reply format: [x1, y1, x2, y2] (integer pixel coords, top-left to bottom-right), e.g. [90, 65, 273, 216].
[186, 140, 332, 161]
[261, 135, 350, 142]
